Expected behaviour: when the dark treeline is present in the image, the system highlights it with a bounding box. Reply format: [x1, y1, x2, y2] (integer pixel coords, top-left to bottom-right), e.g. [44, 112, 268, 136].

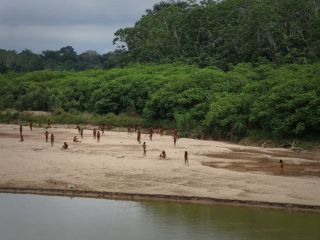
[1, 63, 319, 141]
[0, 47, 129, 73]
[114, 0, 320, 68]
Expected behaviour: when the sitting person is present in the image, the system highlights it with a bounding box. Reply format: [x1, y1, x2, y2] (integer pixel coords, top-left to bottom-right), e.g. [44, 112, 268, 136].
[61, 142, 69, 150]
[73, 136, 81, 143]
[159, 150, 166, 160]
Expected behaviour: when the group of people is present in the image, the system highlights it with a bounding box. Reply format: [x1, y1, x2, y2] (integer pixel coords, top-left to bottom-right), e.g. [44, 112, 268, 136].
[17, 122, 285, 172]
[137, 127, 188, 166]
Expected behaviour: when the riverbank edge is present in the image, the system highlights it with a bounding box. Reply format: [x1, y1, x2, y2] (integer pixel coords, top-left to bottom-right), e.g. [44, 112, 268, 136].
[1, 187, 320, 213]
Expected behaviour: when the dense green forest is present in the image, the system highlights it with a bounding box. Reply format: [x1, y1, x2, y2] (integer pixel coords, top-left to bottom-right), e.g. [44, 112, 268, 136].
[1, 63, 319, 141]
[1, 0, 320, 144]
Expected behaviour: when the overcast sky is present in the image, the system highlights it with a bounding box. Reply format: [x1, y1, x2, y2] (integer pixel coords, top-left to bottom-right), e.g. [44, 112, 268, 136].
[0, 0, 160, 54]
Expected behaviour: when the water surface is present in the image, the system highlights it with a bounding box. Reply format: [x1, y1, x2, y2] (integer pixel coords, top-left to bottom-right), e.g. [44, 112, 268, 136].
[0, 193, 319, 240]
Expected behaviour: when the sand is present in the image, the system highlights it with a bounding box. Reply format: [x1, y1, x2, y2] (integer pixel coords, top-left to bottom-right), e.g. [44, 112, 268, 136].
[0, 124, 320, 209]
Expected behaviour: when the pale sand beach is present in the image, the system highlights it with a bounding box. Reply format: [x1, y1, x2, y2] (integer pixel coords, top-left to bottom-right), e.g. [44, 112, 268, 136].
[0, 124, 319, 208]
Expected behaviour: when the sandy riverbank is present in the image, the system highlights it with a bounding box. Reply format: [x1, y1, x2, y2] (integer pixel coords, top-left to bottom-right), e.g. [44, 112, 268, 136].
[0, 124, 319, 210]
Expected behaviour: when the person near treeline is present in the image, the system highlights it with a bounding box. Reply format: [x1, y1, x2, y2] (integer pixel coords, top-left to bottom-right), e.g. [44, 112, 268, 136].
[29, 122, 33, 131]
[280, 160, 284, 175]
[142, 142, 147, 156]
[93, 128, 97, 139]
[44, 130, 49, 142]
[97, 131, 101, 143]
[20, 134, 24, 142]
[80, 128, 84, 139]
[173, 134, 178, 147]
[50, 133, 54, 146]
[149, 128, 153, 141]
[184, 151, 189, 166]
[159, 127, 164, 136]
[137, 129, 141, 144]
[19, 124, 22, 135]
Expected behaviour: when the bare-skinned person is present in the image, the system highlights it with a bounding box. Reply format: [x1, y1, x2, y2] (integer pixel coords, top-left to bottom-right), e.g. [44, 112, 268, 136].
[50, 133, 54, 146]
[159, 126, 164, 136]
[280, 159, 284, 175]
[61, 142, 68, 150]
[137, 129, 141, 144]
[142, 142, 147, 156]
[149, 128, 153, 141]
[76, 125, 81, 134]
[101, 125, 105, 135]
[173, 135, 178, 147]
[19, 124, 23, 135]
[44, 130, 49, 142]
[184, 151, 189, 166]
[73, 136, 81, 143]
[93, 128, 97, 139]
[80, 128, 84, 139]
[29, 122, 33, 131]
[159, 150, 166, 160]
[19, 134, 24, 142]
[97, 131, 101, 143]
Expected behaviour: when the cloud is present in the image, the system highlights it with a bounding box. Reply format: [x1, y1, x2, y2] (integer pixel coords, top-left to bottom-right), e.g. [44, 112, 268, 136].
[0, 0, 160, 53]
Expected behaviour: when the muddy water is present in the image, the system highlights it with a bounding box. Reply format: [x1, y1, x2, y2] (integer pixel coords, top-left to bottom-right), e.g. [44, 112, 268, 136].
[0, 193, 319, 240]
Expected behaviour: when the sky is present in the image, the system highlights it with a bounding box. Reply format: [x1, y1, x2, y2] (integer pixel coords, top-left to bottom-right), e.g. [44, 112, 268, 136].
[0, 0, 160, 54]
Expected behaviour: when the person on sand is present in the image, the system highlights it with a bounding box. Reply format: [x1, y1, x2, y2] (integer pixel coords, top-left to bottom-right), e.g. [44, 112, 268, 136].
[61, 142, 68, 150]
[19, 134, 24, 142]
[19, 124, 23, 135]
[80, 128, 84, 139]
[173, 135, 178, 147]
[149, 128, 153, 141]
[29, 122, 33, 131]
[142, 142, 147, 157]
[159, 126, 164, 136]
[97, 131, 101, 143]
[280, 159, 284, 175]
[137, 129, 141, 144]
[159, 150, 166, 160]
[184, 151, 189, 166]
[93, 128, 97, 139]
[76, 125, 81, 134]
[44, 130, 49, 142]
[73, 136, 81, 143]
[50, 133, 54, 146]
[127, 127, 131, 134]
[101, 125, 105, 135]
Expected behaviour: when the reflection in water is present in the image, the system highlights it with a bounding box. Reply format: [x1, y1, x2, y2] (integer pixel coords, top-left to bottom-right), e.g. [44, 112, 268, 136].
[0, 194, 319, 240]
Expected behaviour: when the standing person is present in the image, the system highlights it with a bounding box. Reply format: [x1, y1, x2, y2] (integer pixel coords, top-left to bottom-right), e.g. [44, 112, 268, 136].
[280, 160, 284, 175]
[142, 142, 147, 157]
[137, 129, 141, 144]
[149, 128, 153, 141]
[20, 134, 24, 142]
[29, 122, 33, 131]
[76, 125, 80, 134]
[159, 126, 164, 136]
[80, 128, 84, 139]
[97, 131, 101, 143]
[173, 135, 178, 147]
[93, 128, 97, 139]
[184, 151, 189, 166]
[101, 125, 105, 135]
[19, 124, 23, 135]
[127, 127, 131, 134]
[44, 130, 49, 142]
[50, 133, 54, 146]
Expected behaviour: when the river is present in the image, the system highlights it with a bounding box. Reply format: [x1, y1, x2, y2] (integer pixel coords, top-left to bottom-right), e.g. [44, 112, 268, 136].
[0, 193, 319, 240]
